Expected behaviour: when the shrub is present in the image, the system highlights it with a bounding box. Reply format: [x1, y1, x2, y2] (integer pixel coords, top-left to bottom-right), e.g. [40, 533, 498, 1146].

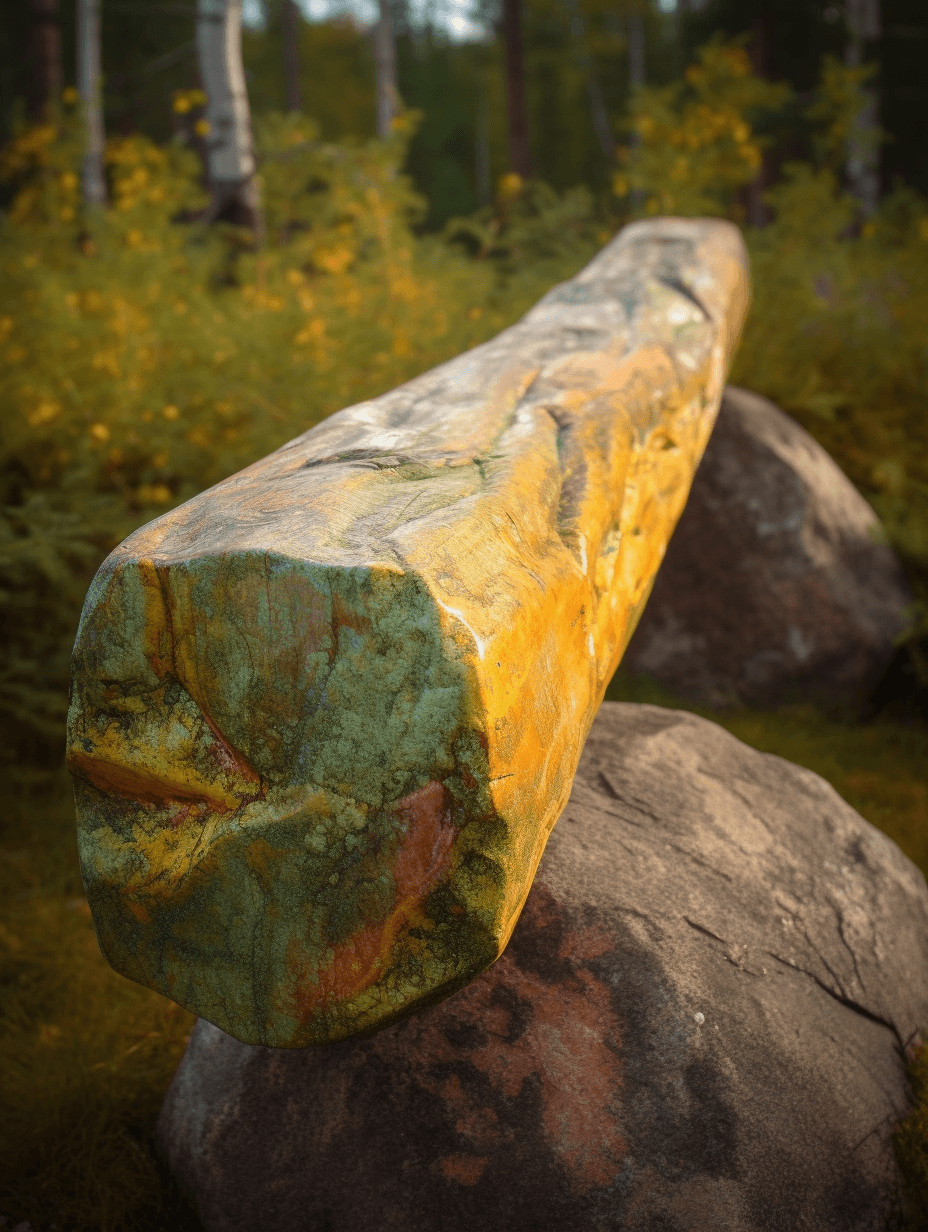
[0, 106, 597, 767]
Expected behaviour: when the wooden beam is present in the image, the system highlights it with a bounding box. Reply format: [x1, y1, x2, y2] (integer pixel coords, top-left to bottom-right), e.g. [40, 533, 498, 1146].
[67, 218, 750, 1047]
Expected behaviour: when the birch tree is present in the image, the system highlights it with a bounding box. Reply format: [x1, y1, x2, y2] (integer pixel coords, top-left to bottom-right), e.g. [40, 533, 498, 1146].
[77, 0, 107, 207]
[374, 0, 399, 138]
[196, 0, 263, 234]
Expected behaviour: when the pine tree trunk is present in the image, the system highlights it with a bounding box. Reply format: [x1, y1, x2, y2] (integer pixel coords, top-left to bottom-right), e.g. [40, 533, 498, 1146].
[27, 0, 62, 120]
[845, 0, 881, 217]
[627, 11, 645, 211]
[475, 89, 491, 205]
[196, 0, 263, 235]
[283, 0, 302, 114]
[374, 0, 399, 138]
[747, 10, 773, 228]
[76, 0, 107, 207]
[500, 0, 531, 179]
[627, 12, 645, 90]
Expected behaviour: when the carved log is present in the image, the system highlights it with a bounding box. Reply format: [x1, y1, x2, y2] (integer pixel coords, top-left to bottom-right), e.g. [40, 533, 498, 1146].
[67, 218, 750, 1047]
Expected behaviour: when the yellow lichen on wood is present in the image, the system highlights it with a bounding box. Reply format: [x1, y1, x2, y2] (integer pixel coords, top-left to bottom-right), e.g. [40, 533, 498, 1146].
[67, 218, 750, 1046]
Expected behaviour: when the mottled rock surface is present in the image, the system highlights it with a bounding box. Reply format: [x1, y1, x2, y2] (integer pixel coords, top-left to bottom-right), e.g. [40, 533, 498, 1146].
[624, 386, 913, 707]
[156, 702, 928, 1232]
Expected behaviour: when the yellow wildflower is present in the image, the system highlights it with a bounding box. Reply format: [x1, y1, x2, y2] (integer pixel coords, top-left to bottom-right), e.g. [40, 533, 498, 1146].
[27, 401, 61, 427]
[62, 86, 79, 106]
[163, 405, 180, 421]
[89, 423, 110, 442]
[294, 319, 326, 346]
[497, 173, 523, 202]
[173, 95, 192, 115]
[194, 119, 211, 137]
[313, 246, 352, 275]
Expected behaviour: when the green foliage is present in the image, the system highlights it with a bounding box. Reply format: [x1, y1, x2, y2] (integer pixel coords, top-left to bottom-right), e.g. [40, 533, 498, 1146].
[442, 172, 605, 275]
[243, 15, 379, 142]
[0, 770, 198, 1232]
[616, 42, 928, 672]
[0, 105, 598, 768]
[615, 38, 791, 217]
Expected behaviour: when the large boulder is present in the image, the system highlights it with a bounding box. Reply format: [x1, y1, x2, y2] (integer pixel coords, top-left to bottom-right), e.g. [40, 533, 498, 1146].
[623, 386, 913, 708]
[156, 702, 928, 1232]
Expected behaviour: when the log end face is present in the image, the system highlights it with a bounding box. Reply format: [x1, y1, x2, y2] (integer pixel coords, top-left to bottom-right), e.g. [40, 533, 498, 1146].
[66, 548, 517, 1046]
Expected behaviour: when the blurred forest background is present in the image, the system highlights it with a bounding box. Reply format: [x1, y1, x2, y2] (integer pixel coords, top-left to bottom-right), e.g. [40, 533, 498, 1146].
[1, 0, 928, 1228]
[0, 0, 926, 769]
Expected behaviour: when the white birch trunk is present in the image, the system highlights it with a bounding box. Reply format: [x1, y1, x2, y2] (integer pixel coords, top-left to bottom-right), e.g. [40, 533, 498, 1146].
[196, 0, 262, 232]
[374, 0, 399, 138]
[77, 0, 107, 208]
[845, 0, 881, 217]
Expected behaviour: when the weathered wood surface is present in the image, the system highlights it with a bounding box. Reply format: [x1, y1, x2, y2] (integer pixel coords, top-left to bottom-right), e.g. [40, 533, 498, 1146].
[67, 217, 750, 1047]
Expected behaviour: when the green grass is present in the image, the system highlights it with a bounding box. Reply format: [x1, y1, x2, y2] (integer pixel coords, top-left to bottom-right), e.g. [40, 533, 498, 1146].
[0, 769, 199, 1232]
[2, 686, 927, 1229]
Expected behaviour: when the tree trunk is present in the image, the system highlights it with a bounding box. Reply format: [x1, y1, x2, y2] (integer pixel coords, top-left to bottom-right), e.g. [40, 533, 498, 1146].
[627, 11, 645, 91]
[282, 0, 302, 114]
[845, 0, 881, 217]
[565, 0, 614, 159]
[475, 88, 491, 206]
[500, 0, 531, 179]
[196, 0, 263, 235]
[374, 0, 399, 138]
[68, 217, 750, 1049]
[627, 11, 645, 211]
[747, 10, 773, 228]
[27, 0, 62, 121]
[76, 0, 107, 208]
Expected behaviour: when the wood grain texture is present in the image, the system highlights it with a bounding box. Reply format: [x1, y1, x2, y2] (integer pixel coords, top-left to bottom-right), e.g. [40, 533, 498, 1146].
[67, 217, 750, 1046]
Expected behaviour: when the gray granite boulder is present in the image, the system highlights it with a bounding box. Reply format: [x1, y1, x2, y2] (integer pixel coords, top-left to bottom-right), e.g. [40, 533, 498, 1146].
[156, 702, 928, 1232]
[623, 386, 913, 707]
